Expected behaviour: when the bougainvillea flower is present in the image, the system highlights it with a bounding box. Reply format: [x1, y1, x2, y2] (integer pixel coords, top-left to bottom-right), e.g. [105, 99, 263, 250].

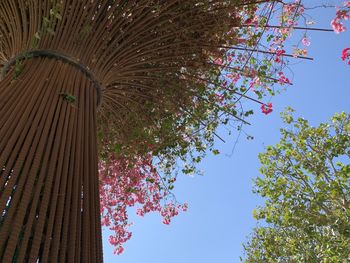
[261, 103, 273, 115]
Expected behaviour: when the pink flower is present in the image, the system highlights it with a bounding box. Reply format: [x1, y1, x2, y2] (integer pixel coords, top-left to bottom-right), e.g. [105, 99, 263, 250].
[278, 72, 291, 85]
[332, 18, 346, 33]
[261, 103, 273, 115]
[341, 47, 350, 64]
[136, 208, 145, 217]
[276, 49, 285, 56]
[336, 9, 350, 20]
[331, 7, 350, 33]
[162, 218, 171, 225]
[301, 37, 311, 46]
[244, 18, 252, 24]
[115, 246, 124, 255]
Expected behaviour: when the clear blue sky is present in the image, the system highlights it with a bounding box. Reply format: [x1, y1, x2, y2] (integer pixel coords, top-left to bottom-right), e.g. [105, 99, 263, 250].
[103, 5, 349, 263]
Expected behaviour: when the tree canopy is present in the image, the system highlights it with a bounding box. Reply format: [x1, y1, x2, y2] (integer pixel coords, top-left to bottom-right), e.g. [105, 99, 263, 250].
[243, 110, 350, 262]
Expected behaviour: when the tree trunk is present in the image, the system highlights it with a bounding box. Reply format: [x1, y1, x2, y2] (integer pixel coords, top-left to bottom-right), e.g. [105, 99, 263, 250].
[0, 57, 103, 262]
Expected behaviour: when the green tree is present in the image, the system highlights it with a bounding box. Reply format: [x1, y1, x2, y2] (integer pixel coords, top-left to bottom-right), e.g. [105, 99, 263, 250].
[243, 110, 350, 263]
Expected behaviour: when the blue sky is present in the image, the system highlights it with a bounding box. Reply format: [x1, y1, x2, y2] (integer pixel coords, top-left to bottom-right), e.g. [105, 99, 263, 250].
[103, 5, 349, 263]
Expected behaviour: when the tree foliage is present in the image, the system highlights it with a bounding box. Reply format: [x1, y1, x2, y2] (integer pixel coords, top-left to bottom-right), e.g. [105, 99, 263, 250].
[243, 110, 350, 262]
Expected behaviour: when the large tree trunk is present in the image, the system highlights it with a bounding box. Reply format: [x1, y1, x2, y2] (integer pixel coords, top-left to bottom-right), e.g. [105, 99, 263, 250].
[0, 57, 103, 262]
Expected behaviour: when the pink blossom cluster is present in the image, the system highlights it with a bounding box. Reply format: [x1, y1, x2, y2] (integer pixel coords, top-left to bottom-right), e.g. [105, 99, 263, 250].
[271, 0, 305, 47]
[280, 0, 305, 30]
[342, 47, 350, 64]
[99, 154, 187, 254]
[331, 1, 350, 33]
[301, 37, 311, 47]
[277, 72, 291, 85]
[229, 1, 305, 114]
[331, 1, 350, 66]
[261, 102, 273, 115]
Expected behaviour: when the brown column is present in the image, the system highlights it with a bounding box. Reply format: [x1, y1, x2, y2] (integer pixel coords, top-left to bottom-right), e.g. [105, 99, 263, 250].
[0, 57, 103, 262]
